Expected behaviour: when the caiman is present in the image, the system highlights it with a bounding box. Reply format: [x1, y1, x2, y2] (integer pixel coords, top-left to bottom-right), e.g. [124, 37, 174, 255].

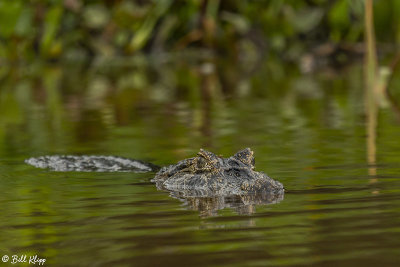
[153, 148, 283, 197]
[26, 148, 284, 214]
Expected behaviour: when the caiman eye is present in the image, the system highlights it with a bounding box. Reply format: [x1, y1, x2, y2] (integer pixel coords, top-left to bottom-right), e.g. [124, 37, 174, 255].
[235, 169, 241, 177]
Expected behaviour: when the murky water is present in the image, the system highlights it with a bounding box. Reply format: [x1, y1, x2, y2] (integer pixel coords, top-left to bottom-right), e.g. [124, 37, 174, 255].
[1, 60, 400, 266]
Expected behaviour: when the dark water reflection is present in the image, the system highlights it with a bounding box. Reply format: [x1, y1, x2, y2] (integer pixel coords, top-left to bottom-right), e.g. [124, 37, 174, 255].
[1, 60, 400, 266]
[167, 192, 284, 218]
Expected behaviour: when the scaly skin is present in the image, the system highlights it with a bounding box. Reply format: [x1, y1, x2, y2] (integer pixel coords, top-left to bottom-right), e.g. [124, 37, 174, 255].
[153, 148, 284, 197]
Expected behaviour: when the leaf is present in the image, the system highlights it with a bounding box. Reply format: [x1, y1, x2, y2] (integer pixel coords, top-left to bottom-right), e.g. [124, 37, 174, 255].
[292, 8, 324, 33]
[41, 5, 63, 55]
[128, 0, 173, 52]
[329, 0, 350, 27]
[15, 6, 34, 37]
[83, 4, 110, 29]
[328, 0, 350, 41]
[0, 0, 23, 38]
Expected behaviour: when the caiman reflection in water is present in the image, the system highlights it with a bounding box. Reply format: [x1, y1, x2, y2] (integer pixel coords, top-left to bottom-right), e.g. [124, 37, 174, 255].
[26, 148, 284, 216]
[169, 191, 283, 217]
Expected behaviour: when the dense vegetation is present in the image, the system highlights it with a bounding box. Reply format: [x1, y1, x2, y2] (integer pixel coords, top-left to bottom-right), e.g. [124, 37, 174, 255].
[1, 0, 399, 63]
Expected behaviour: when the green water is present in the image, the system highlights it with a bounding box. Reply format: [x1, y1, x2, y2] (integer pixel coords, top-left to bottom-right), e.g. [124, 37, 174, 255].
[1, 60, 400, 266]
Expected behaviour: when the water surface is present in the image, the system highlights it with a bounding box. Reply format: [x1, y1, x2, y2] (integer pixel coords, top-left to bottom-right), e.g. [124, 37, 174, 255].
[0, 60, 400, 266]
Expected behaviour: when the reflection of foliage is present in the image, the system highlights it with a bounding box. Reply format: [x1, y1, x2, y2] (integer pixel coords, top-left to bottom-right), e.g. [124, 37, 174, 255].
[0, 57, 366, 157]
[0, 0, 399, 62]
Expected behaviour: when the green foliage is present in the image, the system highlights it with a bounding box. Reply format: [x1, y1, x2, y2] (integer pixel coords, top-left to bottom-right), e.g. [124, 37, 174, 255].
[0, 0, 398, 62]
[329, 0, 350, 41]
[41, 4, 63, 57]
[0, 0, 24, 38]
[128, 0, 173, 52]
